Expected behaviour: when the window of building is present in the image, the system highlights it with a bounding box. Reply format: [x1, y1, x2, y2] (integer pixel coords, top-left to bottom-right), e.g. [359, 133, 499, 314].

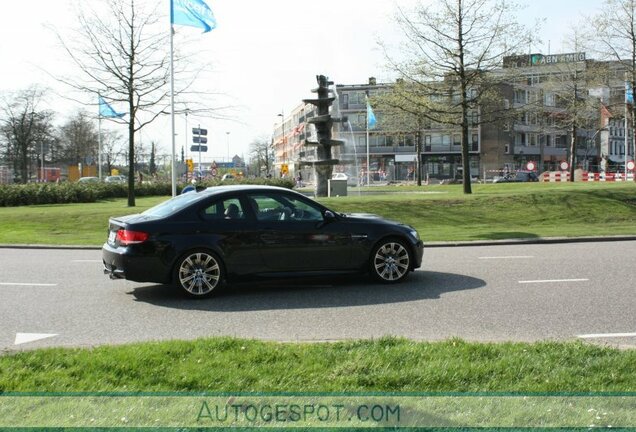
[515, 133, 526, 146]
[514, 89, 527, 104]
[453, 134, 461, 146]
[544, 93, 555, 107]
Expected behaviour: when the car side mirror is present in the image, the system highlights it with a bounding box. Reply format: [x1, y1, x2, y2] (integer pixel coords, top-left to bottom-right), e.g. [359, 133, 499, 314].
[323, 210, 336, 221]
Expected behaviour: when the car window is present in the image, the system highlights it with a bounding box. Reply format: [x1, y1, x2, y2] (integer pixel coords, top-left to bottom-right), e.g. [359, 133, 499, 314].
[248, 193, 323, 222]
[142, 192, 204, 218]
[202, 197, 246, 220]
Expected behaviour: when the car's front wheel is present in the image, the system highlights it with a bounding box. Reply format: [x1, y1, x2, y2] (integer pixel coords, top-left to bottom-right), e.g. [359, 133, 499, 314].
[174, 250, 224, 298]
[370, 238, 411, 283]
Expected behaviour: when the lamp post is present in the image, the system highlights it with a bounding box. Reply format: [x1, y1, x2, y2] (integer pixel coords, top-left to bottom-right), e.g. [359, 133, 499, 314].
[278, 111, 285, 164]
[226, 131, 230, 163]
[41, 141, 44, 182]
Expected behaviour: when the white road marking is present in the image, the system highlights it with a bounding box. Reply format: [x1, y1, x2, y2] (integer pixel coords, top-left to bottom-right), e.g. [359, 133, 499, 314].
[0, 282, 58, 287]
[479, 256, 534, 260]
[518, 278, 589, 284]
[71, 260, 102, 263]
[14, 333, 58, 345]
[578, 332, 636, 339]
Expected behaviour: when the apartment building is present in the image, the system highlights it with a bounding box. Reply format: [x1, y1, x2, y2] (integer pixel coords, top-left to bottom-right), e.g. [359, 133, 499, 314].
[273, 52, 633, 181]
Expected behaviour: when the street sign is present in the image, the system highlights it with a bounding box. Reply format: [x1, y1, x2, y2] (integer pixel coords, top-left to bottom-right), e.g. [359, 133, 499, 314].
[193, 136, 208, 144]
[526, 161, 536, 171]
[192, 128, 208, 136]
[560, 161, 569, 171]
[191, 145, 208, 152]
[627, 160, 635, 171]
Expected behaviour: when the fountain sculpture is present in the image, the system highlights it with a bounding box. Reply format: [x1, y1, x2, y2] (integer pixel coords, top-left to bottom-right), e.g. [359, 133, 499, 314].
[301, 75, 347, 197]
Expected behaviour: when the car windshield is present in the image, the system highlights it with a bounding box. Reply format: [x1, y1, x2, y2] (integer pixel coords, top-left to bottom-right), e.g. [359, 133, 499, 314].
[142, 192, 205, 218]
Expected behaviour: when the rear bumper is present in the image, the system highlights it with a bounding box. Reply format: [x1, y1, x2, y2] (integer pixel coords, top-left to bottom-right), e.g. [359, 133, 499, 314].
[102, 243, 172, 284]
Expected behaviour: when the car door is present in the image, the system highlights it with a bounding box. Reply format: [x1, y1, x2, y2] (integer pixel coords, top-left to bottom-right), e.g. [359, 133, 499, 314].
[247, 192, 354, 272]
[197, 194, 264, 275]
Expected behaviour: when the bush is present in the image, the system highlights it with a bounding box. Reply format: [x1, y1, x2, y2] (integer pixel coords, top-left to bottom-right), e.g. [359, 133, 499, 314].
[0, 178, 296, 207]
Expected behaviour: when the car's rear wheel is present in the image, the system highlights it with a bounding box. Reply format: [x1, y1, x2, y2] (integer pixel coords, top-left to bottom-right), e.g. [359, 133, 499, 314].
[370, 238, 411, 283]
[174, 250, 224, 298]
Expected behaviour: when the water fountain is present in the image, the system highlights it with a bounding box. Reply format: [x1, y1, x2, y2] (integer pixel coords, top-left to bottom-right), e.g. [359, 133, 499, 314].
[300, 75, 347, 197]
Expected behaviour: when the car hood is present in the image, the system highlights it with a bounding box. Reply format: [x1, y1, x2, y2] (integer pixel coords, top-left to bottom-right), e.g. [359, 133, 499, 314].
[342, 212, 408, 228]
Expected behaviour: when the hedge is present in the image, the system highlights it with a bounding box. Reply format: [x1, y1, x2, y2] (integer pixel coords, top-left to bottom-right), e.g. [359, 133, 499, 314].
[0, 178, 296, 207]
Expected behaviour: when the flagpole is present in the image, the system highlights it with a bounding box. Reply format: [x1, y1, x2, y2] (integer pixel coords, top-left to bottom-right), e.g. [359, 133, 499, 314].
[98, 93, 102, 181]
[169, 0, 177, 197]
[366, 116, 370, 186]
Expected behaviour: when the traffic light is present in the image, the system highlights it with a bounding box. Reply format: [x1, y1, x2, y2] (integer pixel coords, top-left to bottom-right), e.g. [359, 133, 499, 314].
[186, 159, 194, 172]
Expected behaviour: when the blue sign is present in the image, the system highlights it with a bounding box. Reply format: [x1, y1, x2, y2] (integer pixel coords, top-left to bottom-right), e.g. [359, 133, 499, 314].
[191, 145, 208, 152]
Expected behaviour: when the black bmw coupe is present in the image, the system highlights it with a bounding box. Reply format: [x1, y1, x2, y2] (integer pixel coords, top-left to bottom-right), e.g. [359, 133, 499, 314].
[103, 185, 423, 298]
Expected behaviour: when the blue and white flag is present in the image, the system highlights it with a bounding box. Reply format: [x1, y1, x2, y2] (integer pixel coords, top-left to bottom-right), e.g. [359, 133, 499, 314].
[171, 0, 216, 33]
[626, 81, 634, 104]
[99, 96, 125, 118]
[366, 98, 377, 129]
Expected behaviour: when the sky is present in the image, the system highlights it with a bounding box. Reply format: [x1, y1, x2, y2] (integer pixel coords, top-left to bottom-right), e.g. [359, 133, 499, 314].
[0, 0, 605, 165]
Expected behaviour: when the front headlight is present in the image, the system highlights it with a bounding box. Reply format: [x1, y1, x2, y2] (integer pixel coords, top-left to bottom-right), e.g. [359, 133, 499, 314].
[408, 229, 420, 240]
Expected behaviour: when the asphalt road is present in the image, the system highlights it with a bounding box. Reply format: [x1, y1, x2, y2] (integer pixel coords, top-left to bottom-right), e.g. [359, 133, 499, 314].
[1, 241, 635, 352]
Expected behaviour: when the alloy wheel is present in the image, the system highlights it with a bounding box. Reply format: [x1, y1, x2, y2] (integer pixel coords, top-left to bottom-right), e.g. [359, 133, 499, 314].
[372, 241, 410, 282]
[177, 251, 221, 296]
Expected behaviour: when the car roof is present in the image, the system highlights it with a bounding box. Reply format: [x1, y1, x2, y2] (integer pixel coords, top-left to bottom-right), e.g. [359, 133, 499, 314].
[199, 185, 296, 196]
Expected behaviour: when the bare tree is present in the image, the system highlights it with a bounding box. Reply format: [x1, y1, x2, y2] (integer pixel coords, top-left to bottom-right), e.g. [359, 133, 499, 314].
[0, 88, 56, 183]
[248, 136, 273, 177]
[101, 129, 125, 175]
[384, 0, 531, 193]
[51, 0, 229, 205]
[593, 0, 636, 165]
[57, 111, 99, 166]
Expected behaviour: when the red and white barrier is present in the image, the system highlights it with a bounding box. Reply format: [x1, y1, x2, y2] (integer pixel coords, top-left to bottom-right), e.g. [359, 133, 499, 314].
[543, 172, 571, 182]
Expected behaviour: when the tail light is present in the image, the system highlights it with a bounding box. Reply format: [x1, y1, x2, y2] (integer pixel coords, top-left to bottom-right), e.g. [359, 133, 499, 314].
[116, 229, 149, 245]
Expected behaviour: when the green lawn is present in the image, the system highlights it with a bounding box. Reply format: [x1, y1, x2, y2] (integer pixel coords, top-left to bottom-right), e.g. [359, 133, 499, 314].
[1, 182, 635, 245]
[1, 338, 635, 392]
[1, 182, 636, 394]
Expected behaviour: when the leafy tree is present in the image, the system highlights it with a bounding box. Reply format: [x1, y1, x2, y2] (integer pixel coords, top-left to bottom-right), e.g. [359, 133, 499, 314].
[593, 0, 636, 164]
[383, 0, 530, 193]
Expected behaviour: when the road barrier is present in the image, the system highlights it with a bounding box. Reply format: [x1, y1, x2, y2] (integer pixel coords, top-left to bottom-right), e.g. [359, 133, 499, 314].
[542, 172, 571, 182]
[543, 171, 635, 182]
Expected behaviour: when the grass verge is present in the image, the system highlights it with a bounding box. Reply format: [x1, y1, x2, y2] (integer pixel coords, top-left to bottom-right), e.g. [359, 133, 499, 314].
[0, 182, 635, 245]
[1, 337, 635, 392]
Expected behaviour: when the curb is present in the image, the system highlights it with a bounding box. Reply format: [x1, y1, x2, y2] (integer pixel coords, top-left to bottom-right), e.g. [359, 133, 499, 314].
[2, 235, 636, 250]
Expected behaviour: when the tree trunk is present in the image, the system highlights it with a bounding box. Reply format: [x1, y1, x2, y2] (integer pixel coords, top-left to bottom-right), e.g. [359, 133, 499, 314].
[569, 123, 577, 182]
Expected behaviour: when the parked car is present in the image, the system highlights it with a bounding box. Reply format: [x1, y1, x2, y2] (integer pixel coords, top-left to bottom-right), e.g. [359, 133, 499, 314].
[332, 172, 358, 186]
[103, 185, 423, 298]
[78, 176, 99, 183]
[104, 175, 126, 183]
[221, 173, 235, 181]
[493, 171, 539, 183]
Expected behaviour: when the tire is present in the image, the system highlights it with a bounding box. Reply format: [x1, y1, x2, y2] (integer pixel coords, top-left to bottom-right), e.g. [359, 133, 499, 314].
[369, 238, 411, 283]
[174, 250, 224, 298]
